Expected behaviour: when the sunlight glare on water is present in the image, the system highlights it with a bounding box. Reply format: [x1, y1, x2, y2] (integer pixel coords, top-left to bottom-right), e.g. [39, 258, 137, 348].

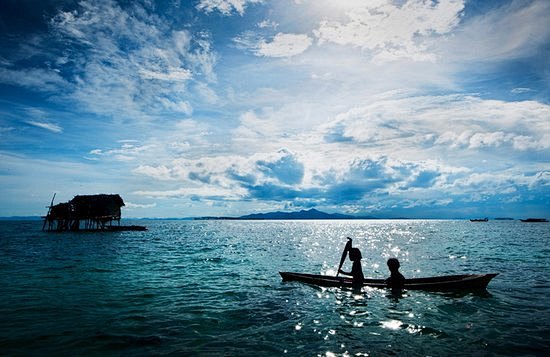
[1, 219, 549, 355]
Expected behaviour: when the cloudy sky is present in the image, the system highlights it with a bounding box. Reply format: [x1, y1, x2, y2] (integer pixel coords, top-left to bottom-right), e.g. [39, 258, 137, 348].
[0, 0, 548, 218]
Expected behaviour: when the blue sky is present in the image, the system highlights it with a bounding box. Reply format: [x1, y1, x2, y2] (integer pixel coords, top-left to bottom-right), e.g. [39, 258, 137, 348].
[0, 0, 548, 218]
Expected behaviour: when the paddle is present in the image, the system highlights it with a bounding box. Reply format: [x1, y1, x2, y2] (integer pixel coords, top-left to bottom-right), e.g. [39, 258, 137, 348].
[336, 237, 352, 277]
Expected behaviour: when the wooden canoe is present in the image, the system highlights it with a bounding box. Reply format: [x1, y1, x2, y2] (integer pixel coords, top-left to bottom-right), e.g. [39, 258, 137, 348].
[279, 272, 498, 291]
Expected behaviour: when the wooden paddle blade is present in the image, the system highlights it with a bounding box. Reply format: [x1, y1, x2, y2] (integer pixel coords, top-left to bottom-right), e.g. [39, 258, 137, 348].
[336, 238, 352, 276]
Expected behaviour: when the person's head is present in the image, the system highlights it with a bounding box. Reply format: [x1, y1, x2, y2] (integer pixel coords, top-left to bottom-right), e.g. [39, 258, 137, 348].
[349, 247, 362, 261]
[387, 258, 400, 272]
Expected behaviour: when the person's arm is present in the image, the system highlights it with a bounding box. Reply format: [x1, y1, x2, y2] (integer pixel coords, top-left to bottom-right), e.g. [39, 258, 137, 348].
[338, 269, 352, 276]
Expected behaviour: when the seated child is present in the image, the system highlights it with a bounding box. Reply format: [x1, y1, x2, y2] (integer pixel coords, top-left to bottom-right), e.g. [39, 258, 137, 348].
[385, 258, 405, 289]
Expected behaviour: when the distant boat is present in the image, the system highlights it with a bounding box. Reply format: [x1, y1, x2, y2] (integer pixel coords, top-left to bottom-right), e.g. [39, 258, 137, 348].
[520, 218, 548, 223]
[470, 218, 488, 222]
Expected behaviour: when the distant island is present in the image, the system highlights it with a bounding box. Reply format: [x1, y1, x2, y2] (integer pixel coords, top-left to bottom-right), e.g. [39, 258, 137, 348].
[0, 216, 42, 221]
[196, 208, 377, 220]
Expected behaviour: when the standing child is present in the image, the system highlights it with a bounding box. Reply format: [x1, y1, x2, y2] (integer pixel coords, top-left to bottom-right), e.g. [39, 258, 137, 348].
[338, 247, 365, 289]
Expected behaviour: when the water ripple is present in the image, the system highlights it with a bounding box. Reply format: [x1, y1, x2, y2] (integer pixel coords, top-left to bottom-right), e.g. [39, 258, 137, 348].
[0, 219, 549, 355]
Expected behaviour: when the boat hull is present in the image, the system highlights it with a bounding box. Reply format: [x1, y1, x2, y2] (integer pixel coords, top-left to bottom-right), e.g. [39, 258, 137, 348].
[279, 272, 498, 291]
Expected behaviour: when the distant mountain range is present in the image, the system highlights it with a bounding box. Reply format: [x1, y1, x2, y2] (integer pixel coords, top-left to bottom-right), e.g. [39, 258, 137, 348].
[0, 212, 537, 221]
[1, 210, 373, 221]
[198, 208, 377, 220]
[0, 216, 42, 221]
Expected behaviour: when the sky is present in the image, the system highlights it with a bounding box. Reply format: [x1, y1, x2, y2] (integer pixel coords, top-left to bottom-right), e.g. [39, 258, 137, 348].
[0, 0, 548, 219]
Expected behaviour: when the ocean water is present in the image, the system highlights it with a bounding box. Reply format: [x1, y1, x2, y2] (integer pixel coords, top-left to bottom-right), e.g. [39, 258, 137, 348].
[1, 219, 549, 356]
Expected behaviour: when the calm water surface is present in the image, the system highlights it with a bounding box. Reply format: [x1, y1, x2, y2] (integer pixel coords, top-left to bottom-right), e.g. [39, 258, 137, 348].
[1, 219, 549, 355]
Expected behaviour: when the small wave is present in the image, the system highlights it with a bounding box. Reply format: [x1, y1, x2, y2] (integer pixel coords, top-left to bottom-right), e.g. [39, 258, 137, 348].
[128, 292, 156, 299]
[92, 333, 162, 348]
[122, 314, 148, 322]
[42, 275, 63, 280]
[44, 265, 77, 271]
[409, 325, 448, 338]
[88, 268, 115, 273]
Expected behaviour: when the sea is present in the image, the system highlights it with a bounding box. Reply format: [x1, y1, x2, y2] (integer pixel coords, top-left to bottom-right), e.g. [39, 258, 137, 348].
[1, 219, 549, 356]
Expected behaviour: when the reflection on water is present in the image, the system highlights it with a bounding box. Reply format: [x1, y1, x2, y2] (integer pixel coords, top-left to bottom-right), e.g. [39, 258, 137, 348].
[0, 219, 549, 355]
[381, 319, 403, 330]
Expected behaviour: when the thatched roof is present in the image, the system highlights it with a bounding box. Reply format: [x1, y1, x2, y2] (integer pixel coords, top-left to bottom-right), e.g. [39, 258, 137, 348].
[70, 194, 125, 208]
[47, 194, 125, 220]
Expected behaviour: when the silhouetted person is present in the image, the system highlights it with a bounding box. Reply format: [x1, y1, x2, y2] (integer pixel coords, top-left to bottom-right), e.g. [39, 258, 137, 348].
[385, 258, 405, 290]
[338, 247, 365, 289]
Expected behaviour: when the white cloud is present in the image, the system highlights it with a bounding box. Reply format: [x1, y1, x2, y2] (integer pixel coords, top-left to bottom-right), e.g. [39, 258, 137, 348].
[323, 94, 550, 154]
[0, 126, 15, 135]
[448, 170, 547, 197]
[196, 0, 262, 16]
[26, 120, 63, 133]
[313, 0, 465, 62]
[133, 165, 175, 181]
[469, 132, 512, 149]
[234, 32, 312, 58]
[441, 0, 550, 62]
[138, 68, 192, 82]
[49, 0, 216, 121]
[134, 186, 246, 200]
[311, 72, 332, 80]
[258, 33, 313, 57]
[231, 110, 282, 142]
[0, 67, 68, 92]
[511, 87, 534, 94]
[436, 130, 533, 150]
[71, 79, 548, 214]
[158, 98, 193, 115]
[512, 134, 549, 151]
[3, 0, 547, 218]
[124, 202, 157, 209]
[257, 19, 278, 29]
[435, 129, 549, 151]
[89, 142, 156, 162]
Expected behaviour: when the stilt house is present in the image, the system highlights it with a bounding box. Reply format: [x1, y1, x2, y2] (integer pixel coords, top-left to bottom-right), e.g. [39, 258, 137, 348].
[43, 194, 125, 231]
